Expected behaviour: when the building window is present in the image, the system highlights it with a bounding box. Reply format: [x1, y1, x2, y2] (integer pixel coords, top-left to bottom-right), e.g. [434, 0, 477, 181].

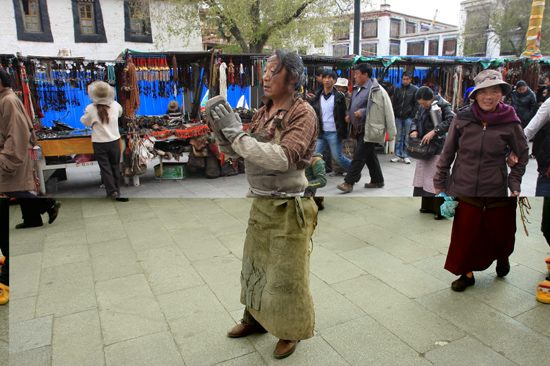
[129, 5, 143, 35]
[389, 42, 400, 56]
[407, 41, 424, 55]
[390, 19, 401, 38]
[333, 44, 349, 58]
[333, 21, 350, 41]
[71, 0, 107, 43]
[361, 43, 377, 57]
[361, 19, 377, 38]
[13, 0, 53, 41]
[79, 2, 95, 34]
[428, 40, 439, 55]
[124, 1, 153, 43]
[23, 0, 40, 31]
[443, 38, 456, 56]
[462, 35, 487, 57]
[406, 22, 416, 34]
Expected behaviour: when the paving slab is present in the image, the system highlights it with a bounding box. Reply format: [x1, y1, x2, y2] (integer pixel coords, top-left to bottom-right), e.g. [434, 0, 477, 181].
[9, 296, 36, 323]
[513, 304, 550, 338]
[192, 255, 245, 312]
[35, 260, 97, 317]
[88, 238, 143, 283]
[9, 346, 52, 366]
[169, 227, 230, 262]
[10, 252, 43, 300]
[333, 274, 464, 354]
[11, 315, 53, 354]
[157, 285, 255, 366]
[309, 274, 365, 332]
[418, 289, 550, 366]
[425, 336, 516, 366]
[123, 218, 176, 252]
[320, 316, 432, 366]
[52, 309, 105, 366]
[309, 245, 366, 285]
[104, 331, 183, 366]
[340, 245, 449, 298]
[136, 245, 204, 296]
[95, 274, 169, 345]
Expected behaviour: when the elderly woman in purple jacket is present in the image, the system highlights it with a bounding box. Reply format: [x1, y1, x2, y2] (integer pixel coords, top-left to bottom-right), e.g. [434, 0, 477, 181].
[434, 70, 529, 293]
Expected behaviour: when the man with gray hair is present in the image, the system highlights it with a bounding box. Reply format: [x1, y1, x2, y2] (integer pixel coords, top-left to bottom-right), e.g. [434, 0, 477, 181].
[206, 49, 318, 359]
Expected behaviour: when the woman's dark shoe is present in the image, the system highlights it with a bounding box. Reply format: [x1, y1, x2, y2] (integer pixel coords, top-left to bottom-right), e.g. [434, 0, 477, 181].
[419, 208, 432, 214]
[496, 258, 510, 277]
[273, 339, 299, 359]
[434, 214, 444, 220]
[451, 274, 475, 292]
[227, 321, 267, 338]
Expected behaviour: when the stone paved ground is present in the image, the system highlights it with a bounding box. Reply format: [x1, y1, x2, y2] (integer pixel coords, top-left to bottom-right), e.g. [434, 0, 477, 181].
[44, 148, 540, 198]
[8, 197, 550, 365]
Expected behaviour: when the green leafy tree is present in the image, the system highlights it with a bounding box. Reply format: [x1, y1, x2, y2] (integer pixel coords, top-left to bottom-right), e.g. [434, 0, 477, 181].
[460, 0, 550, 57]
[138, 0, 359, 53]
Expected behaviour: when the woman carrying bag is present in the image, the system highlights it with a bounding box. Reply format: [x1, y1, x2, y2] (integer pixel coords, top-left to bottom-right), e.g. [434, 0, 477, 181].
[81, 81, 124, 199]
[433, 70, 529, 292]
[409, 86, 454, 220]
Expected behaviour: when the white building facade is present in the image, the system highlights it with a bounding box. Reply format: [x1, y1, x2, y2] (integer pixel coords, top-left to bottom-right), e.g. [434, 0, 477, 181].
[318, 1, 502, 59]
[1, 0, 203, 59]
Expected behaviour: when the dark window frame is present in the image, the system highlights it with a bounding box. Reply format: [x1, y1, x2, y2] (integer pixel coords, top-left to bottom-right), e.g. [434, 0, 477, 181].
[333, 21, 350, 41]
[389, 42, 400, 56]
[442, 38, 457, 56]
[390, 19, 401, 38]
[333, 44, 349, 58]
[406, 22, 416, 34]
[428, 39, 439, 55]
[407, 41, 425, 56]
[361, 43, 377, 57]
[361, 19, 377, 38]
[124, 1, 153, 43]
[12, 0, 53, 42]
[71, 0, 107, 43]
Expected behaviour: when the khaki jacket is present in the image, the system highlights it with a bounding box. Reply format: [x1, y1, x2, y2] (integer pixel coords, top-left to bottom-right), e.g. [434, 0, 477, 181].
[364, 80, 397, 144]
[0, 88, 36, 193]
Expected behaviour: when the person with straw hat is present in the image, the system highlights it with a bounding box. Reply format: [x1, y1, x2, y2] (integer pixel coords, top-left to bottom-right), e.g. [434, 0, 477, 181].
[81, 81, 124, 200]
[434, 69, 529, 292]
[166, 100, 182, 119]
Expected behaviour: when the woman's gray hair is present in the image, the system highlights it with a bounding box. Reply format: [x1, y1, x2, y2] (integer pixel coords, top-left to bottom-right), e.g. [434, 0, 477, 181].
[270, 49, 305, 92]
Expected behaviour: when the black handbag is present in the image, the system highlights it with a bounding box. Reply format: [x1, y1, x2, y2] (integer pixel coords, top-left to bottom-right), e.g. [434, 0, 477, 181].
[407, 137, 440, 160]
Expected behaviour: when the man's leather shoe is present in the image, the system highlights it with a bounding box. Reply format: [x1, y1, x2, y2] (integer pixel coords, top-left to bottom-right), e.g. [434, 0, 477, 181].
[48, 201, 62, 224]
[364, 181, 385, 188]
[273, 339, 298, 359]
[15, 222, 43, 229]
[337, 182, 353, 193]
[419, 208, 431, 214]
[227, 321, 267, 338]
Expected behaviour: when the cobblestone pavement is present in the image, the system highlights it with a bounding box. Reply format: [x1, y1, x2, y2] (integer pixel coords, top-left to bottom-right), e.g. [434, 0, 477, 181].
[8, 197, 550, 365]
[45, 149, 540, 198]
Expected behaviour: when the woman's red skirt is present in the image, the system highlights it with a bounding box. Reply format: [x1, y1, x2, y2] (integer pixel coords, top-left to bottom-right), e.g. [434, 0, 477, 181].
[444, 199, 517, 275]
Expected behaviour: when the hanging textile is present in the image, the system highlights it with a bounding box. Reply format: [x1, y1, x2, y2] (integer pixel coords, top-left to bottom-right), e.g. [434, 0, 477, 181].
[219, 62, 228, 99]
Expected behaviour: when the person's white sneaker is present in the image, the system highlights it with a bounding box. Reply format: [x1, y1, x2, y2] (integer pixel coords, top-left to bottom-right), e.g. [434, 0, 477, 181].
[390, 157, 403, 163]
[404, 158, 411, 164]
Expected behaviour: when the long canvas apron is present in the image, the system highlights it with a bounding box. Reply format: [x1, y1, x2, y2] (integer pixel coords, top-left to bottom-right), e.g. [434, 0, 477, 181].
[240, 197, 317, 340]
